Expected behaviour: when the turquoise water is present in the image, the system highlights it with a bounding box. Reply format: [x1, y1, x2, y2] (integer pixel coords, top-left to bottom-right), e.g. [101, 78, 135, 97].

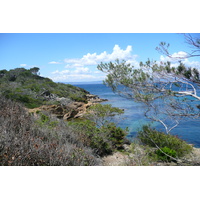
[74, 83, 200, 147]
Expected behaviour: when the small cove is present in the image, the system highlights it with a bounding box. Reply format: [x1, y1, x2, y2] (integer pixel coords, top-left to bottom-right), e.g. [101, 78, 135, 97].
[74, 83, 200, 147]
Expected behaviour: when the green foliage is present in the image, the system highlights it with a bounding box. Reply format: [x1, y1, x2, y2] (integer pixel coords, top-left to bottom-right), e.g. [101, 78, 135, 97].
[102, 123, 127, 149]
[97, 59, 200, 156]
[193, 68, 199, 80]
[0, 67, 89, 108]
[85, 104, 124, 127]
[89, 104, 124, 116]
[69, 93, 88, 103]
[40, 113, 50, 124]
[2, 89, 43, 109]
[36, 112, 59, 128]
[75, 104, 128, 154]
[155, 147, 177, 162]
[69, 120, 113, 156]
[137, 125, 193, 158]
[177, 63, 186, 73]
[69, 120, 128, 156]
[30, 67, 40, 75]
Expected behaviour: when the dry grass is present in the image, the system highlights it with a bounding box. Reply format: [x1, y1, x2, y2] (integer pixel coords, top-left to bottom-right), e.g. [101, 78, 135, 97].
[0, 97, 101, 166]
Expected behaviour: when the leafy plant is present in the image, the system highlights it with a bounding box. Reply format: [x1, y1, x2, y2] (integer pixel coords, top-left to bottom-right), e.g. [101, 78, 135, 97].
[137, 125, 192, 158]
[155, 147, 177, 162]
[68, 120, 112, 156]
[101, 123, 128, 149]
[85, 104, 124, 127]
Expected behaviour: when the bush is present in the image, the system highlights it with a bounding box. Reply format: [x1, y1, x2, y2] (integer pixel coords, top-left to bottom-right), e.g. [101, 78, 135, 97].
[137, 125, 193, 159]
[0, 97, 101, 166]
[0, 67, 90, 108]
[101, 123, 127, 149]
[69, 120, 128, 156]
[85, 104, 124, 127]
[68, 120, 113, 156]
[69, 93, 88, 103]
[155, 147, 177, 162]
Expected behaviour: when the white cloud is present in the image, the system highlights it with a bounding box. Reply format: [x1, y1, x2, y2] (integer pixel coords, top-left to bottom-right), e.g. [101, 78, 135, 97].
[51, 69, 70, 75]
[52, 67, 89, 75]
[159, 52, 200, 69]
[51, 67, 106, 82]
[183, 60, 200, 69]
[49, 61, 62, 64]
[20, 64, 27, 67]
[74, 67, 90, 74]
[160, 51, 188, 62]
[51, 45, 139, 82]
[171, 51, 188, 59]
[51, 72, 105, 82]
[64, 44, 138, 68]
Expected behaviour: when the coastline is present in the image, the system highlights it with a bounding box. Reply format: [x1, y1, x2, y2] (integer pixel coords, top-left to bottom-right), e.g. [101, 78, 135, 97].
[29, 93, 108, 120]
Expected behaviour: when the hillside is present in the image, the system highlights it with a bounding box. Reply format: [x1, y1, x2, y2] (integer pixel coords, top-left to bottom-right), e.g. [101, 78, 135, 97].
[0, 68, 128, 166]
[0, 67, 129, 166]
[0, 67, 90, 109]
[1, 67, 199, 166]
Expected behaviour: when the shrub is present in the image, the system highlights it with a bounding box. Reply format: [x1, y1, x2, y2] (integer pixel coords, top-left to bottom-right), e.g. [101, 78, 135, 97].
[0, 97, 101, 166]
[69, 93, 88, 103]
[155, 147, 177, 162]
[68, 120, 113, 156]
[36, 112, 59, 129]
[0, 67, 90, 108]
[69, 120, 128, 156]
[101, 123, 128, 149]
[85, 104, 124, 127]
[137, 125, 193, 159]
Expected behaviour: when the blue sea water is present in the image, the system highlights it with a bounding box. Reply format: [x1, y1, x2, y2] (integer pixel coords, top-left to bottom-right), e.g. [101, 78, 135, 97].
[74, 83, 200, 147]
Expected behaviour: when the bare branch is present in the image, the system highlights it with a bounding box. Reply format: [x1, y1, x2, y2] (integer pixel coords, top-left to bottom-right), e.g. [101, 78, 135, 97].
[156, 34, 200, 59]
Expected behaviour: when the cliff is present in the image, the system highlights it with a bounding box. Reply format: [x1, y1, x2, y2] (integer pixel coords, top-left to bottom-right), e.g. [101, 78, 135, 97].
[0, 67, 109, 118]
[29, 94, 108, 120]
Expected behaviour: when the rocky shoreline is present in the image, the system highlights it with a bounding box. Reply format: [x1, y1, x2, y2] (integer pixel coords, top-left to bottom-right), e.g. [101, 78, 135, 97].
[29, 93, 108, 120]
[102, 145, 200, 166]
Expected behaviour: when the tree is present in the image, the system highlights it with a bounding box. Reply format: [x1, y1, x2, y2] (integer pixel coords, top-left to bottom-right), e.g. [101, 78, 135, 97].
[84, 103, 124, 128]
[30, 67, 40, 75]
[0, 69, 7, 78]
[97, 59, 200, 134]
[156, 33, 200, 59]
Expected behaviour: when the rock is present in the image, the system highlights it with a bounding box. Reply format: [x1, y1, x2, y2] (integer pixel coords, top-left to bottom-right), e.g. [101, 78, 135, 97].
[29, 93, 107, 120]
[102, 151, 130, 166]
[86, 94, 108, 103]
[40, 90, 56, 101]
[122, 144, 130, 151]
[63, 110, 79, 120]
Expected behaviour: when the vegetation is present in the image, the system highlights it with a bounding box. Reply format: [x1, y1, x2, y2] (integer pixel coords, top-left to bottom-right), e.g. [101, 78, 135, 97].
[137, 125, 193, 161]
[97, 36, 200, 163]
[84, 103, 124, 127]
[0, 67, 89, 108]
[69, 104, 128, 156]
[0, 97, 101, 165]
[0, 65, 198, 165]
[0, 96, 128, 165]
[156, 33, 200, 59]
[97, 59, 200, 134]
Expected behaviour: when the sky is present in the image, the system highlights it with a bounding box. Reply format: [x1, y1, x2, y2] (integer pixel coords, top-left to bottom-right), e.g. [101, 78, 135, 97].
[1, 0, 200, 197]
[1, 33, 200, 83]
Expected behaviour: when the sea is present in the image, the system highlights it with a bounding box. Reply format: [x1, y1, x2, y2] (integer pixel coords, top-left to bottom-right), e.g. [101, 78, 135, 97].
[73, 83, 200, 147]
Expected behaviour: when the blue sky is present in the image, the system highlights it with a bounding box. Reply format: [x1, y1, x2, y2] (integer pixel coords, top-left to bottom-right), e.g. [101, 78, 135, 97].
[1, 33, 200, 82]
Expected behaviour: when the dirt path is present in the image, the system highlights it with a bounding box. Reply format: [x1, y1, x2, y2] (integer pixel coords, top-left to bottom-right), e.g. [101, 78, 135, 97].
[102, 147, 200, 166]
[102, 151, 130, 166]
